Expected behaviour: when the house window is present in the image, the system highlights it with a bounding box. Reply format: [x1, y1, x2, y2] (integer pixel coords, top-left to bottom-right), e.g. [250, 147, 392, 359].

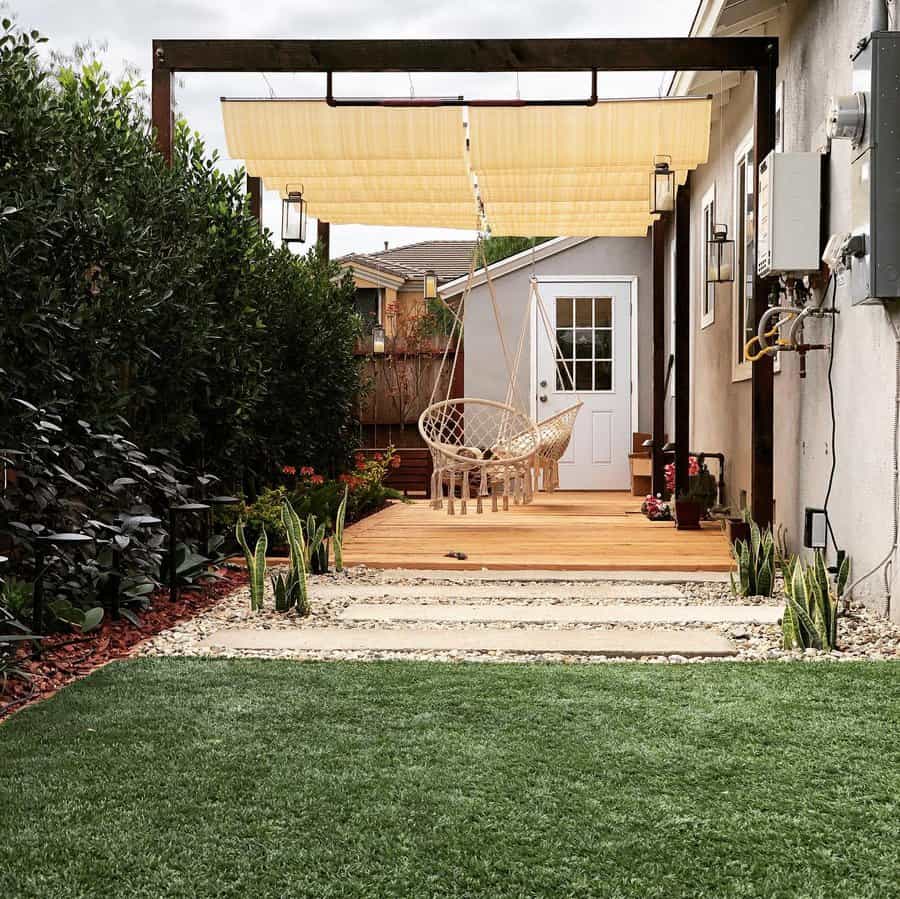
[700, 184, 716, 329]
[354, 287, 381, 331]
[733, 131, 755, 378]
[555, 296, 613, 392]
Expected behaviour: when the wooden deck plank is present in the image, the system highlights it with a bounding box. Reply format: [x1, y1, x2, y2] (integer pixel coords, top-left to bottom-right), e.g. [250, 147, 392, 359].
[341, 492, 734, 572]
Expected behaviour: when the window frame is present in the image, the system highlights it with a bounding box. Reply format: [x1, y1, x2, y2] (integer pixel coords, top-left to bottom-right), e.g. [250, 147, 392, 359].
[732, 128, 754, 383]
[553, 295, 616, 395]
[699, 183, 716, 330]
[353, 286, 383, 332]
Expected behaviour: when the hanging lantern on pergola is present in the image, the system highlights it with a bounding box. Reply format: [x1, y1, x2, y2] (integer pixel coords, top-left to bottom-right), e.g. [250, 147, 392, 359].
[650, 155, 675, 214]
[281, 186, 308, 245]
[423, 269, 438, 301]
[372, 324, 386, 355]
[707, 223, 735, 283]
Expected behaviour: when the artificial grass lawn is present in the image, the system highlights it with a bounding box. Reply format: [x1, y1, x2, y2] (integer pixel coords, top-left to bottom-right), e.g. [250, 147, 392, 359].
[1, 660, 899, 899]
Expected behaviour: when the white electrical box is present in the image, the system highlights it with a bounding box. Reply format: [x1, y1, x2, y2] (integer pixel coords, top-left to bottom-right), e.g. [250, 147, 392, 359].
[757, 151, 822, 277]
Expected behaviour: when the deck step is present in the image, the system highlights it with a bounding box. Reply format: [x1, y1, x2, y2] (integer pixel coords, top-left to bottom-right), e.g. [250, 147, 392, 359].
[200, 626, 735, 658]
[313, 583, 686, 601]
[339, 603, 780, 625]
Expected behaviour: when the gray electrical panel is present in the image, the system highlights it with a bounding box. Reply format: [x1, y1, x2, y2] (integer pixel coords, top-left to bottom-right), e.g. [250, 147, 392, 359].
[848, 32, 900, 305]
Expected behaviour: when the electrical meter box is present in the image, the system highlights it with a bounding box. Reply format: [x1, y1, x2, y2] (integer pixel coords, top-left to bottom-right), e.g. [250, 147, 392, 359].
[848, 32, 900, 305]
[756, 151, 822, 277]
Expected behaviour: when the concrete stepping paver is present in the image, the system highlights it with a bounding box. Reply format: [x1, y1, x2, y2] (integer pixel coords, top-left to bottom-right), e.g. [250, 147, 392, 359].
[201, 627, 735, 658]
[340, 603, 781, 624]
[312, 583, 686, 601]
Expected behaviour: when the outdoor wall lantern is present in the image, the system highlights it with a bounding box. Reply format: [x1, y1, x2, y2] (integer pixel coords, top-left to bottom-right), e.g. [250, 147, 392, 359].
[423, 270, 438, 301]
[707, 224, 736, 283]
[650, 155, 676, 214]
[372, 325, 386, 355]
[281, 187, 308, 245]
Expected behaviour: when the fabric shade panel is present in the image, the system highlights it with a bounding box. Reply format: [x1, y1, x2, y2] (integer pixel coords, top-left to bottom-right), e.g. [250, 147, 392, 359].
[294, 202, 482, 229]
[261, 174, 475, 204]
[468, 99, 711, 171]
[222, 97, 710, 236]
[222, 100, 467, 162]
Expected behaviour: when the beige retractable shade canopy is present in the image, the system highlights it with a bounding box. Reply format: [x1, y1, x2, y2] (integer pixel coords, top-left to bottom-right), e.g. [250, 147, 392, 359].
[221, 96, 711, 235]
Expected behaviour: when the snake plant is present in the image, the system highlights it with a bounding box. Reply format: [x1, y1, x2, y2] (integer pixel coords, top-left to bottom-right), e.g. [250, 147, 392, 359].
[236, 519, 267, 611]
[332, 486, 349, 573]
[278, 498, 310, 616]
[305, 513, 329, 574]
[729, 516, 776, 598]
[782, 550, 849, 651]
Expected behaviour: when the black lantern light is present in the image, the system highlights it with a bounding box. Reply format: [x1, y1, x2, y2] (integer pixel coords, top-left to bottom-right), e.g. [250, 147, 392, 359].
[423, 270, 438, 301]
[372, 325, 386, 355]
[650, 155, 675, 214]
[281, 186, 308, 245]
[706, 223, 736, 283]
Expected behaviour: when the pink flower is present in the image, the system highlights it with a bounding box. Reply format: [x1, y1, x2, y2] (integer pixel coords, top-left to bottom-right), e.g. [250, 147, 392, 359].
[300, 466, 315, 476]
[282, 465, 296, 476]
[310, 474, 324, 485]
[374, 452, 384, 462]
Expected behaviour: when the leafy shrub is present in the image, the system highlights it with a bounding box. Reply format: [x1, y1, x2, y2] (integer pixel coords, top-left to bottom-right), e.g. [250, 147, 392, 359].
[0, 19, 364, 638]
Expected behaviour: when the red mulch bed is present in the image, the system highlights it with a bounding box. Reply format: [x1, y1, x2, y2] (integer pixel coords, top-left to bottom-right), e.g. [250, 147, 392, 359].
[0, 566, 248, 723]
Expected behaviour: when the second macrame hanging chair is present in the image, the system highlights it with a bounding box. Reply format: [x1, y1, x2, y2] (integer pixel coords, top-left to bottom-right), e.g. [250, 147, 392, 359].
[418, 238, 582, 514]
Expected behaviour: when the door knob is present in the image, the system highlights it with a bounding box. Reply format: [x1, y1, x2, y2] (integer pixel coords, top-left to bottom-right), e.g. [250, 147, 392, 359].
[539, 394, 548, 403]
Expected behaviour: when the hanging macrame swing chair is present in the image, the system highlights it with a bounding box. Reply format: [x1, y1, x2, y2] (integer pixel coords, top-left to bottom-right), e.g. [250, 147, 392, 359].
[418, 238, 582, 514]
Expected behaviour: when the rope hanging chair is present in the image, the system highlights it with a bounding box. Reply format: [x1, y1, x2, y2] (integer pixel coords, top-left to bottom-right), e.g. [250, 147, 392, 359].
[418, 237, 582, 514]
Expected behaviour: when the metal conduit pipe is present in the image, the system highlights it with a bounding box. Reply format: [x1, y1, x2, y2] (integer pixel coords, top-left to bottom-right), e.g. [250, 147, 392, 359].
[756, 305, 797, 352]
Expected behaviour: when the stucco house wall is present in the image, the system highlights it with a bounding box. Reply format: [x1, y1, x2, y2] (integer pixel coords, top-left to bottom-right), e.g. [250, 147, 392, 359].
[674, 0, 900, 618]
[461, 238, 653, 433]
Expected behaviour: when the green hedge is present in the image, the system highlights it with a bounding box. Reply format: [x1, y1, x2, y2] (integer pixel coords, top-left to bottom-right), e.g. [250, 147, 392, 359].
[0, 22, 362, 492]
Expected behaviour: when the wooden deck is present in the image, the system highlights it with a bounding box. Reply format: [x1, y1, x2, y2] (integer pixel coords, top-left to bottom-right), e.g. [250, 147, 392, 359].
[341, 492, 734, 572]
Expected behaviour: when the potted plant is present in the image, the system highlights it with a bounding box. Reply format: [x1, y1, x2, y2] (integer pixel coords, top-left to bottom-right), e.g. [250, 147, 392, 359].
[674, 481, 705, 530]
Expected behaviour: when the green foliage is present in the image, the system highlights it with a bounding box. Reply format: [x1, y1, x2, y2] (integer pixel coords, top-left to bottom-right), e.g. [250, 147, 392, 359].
[782, 551, 850, 651]
[235, 520, 267, 612]
[729, 517, 776, 598]
[481, 236, 553, 265]
[0, 20, 361, 493]
[305, 514, 329, 575]
[276, 498, 309, 616]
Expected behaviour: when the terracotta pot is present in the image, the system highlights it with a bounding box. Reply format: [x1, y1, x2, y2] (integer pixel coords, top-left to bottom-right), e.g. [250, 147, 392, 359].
[674, 499, 702, 530]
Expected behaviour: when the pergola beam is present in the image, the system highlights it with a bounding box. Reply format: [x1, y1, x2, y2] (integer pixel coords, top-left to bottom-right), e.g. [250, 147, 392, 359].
[153, 37, 776, 74]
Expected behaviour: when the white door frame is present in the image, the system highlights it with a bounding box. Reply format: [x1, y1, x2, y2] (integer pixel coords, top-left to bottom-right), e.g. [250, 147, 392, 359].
[529, 275, 640, 431]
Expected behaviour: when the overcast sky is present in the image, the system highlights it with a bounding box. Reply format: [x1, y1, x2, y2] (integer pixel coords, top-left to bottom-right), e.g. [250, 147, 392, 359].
[18, 0, 698, 257]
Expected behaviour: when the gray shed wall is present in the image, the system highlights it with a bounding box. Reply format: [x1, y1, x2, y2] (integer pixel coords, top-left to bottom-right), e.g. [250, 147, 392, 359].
[463, 238, 652, 431]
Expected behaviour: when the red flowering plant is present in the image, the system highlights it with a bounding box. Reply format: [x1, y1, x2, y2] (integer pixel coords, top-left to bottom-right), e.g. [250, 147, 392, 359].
[641, 493, 672, 521]
[664, 455, 700, 494]
[221, 449, 405, 550]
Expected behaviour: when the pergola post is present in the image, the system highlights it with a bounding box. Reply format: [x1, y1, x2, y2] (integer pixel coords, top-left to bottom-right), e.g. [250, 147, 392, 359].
[750, 49, 778, 528]
[651, 217, 668, 497]
[151, 66, 174, 164]
[673, 174, 691, 498]
[246, 175, 262, 229]
[317, 220, 331, 259]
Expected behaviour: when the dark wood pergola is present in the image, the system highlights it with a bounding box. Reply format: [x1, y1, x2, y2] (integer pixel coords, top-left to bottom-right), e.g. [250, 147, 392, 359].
[150, 36, 778, 527]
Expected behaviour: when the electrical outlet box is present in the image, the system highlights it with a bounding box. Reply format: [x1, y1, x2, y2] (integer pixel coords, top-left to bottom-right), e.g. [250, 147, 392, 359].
[849, 32, 900, 305]
[756, 152, 822, 277]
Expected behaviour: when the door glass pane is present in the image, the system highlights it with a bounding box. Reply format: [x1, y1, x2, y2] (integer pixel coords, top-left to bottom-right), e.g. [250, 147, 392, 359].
[556, 328, 574, 359]
[574, 330, 593, 359]
[553, 293, 616, 392]
[594, 297, 612, 326]
[575, 361, 593, 391]
[575, 298, 593, 327]
[594, 330, 612, 358]
[556, 360, 574, 391]
[594, 361, 612, 391]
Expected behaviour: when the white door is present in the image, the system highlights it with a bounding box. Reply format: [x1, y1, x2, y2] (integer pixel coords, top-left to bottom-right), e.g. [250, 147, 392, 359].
[534, 280, 633, 490]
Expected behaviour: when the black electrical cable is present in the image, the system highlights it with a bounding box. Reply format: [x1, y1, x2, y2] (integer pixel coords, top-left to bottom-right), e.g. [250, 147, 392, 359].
[822, 274, 839, 555]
